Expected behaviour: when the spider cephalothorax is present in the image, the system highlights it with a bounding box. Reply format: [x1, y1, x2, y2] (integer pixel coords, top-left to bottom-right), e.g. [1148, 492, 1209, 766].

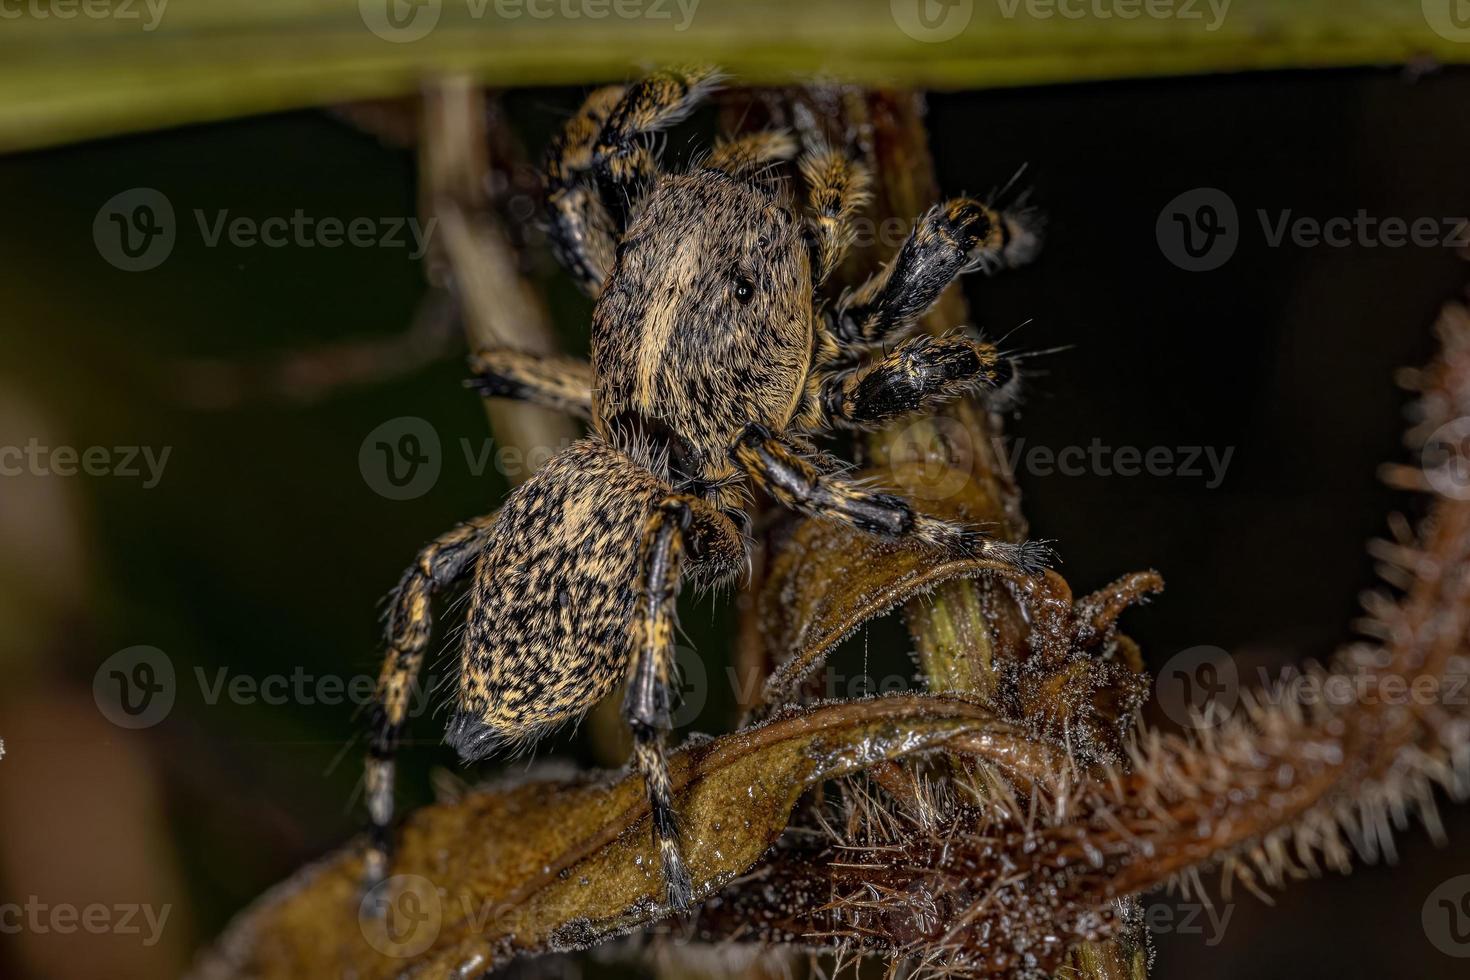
[363, 66, 1048, 910]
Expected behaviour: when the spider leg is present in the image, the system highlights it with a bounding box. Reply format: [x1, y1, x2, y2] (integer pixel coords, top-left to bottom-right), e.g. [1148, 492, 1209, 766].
[592, 65, 723, 182]
[363, 513, 497, 888]
[624, 496, 698, 911]
[544, 85, 627, 297]
[833, 197, 1042, 348]
[544, 67, 723, 297]
[730, 422, 1050, 574]
[818, 332, 1009, 431]
[706, 129, 798, 178]
[798, 146, 872, 283]
[467, 348, 595, 421]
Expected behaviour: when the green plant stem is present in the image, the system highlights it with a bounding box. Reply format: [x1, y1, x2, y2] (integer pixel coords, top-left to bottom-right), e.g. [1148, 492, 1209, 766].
[0, 0, 1462, 152]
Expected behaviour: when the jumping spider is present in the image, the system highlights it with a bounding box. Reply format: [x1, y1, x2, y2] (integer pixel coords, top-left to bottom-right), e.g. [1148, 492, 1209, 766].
[364, 67, 1048, 910]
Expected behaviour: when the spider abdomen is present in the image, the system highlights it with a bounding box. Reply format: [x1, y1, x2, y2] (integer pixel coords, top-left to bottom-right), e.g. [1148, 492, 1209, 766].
[448, 439, 666, 759]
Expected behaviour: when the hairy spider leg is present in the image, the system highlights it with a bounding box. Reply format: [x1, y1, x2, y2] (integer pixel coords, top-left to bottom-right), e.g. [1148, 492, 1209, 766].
[545, 67, 723, 297]
[623, 496, 700, 910]
[730, 422, 1051, 574]
[467, 348, 596, 420]
[818, 332, 1011, 431]
[363, 513, 498, 887]
[833, 197, 1043, 348]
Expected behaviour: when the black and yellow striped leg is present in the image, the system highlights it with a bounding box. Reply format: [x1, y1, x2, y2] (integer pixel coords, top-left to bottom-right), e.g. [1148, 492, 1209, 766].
[544, 67, 724, 296]
[624, 496, 695, 911]
[467, 348, 595, 421]
[730, 423, 1051, 574]
[707, 130, 799, 179]
[363, 513, 498, 889]
[834, 197, 1043, 347]
[592, 65, 723, 184]
[544, 85, 627, 297]
[819, 333, 1010, 431]
[799, 147, 872, 284]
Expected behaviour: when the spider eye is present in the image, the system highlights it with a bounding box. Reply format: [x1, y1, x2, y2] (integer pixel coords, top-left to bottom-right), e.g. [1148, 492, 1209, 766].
[734, 275, 755, 305]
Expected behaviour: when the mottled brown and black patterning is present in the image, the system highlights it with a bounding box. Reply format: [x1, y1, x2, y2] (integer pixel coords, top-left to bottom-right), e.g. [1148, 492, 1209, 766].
[364, 66, 1048, 911]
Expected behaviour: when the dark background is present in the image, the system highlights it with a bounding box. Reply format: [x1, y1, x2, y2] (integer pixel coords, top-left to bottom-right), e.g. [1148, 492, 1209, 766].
[1, 66, 1467, 978]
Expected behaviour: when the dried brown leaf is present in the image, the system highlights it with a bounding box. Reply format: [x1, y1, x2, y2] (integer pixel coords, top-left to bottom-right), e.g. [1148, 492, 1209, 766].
[190, 695, 1009, 980]
[754, 459, 1027, 708]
